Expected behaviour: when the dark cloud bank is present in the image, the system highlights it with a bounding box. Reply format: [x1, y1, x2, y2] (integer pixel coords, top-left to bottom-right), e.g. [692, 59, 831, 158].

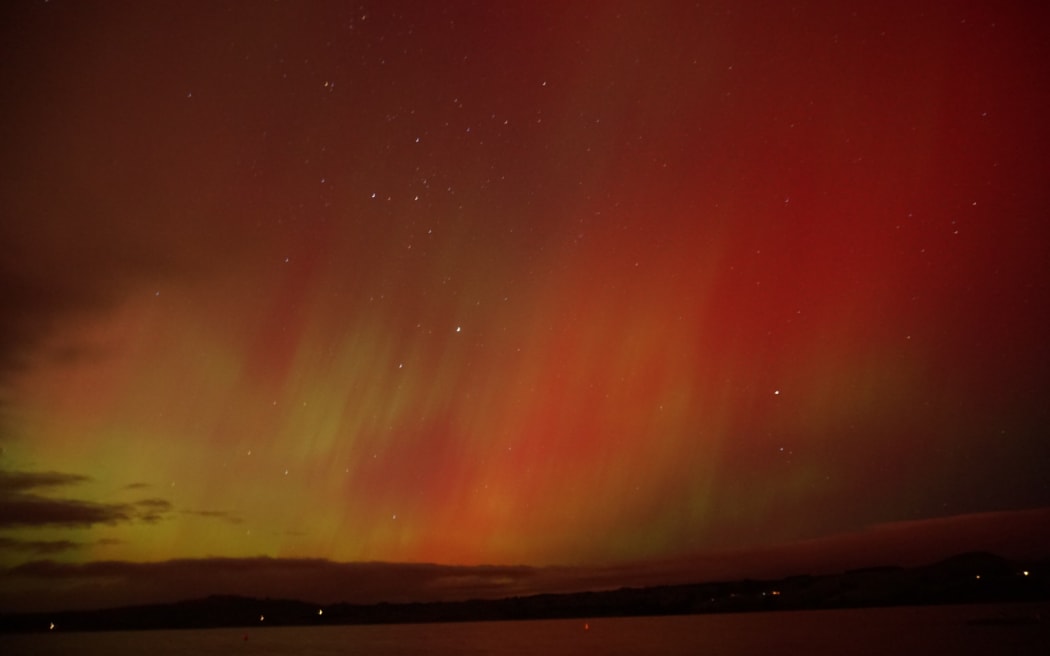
[0, 470, 172, 529]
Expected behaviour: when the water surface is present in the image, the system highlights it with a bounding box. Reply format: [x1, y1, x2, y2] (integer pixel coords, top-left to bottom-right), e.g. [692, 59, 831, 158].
[3, 603, 1047, 655]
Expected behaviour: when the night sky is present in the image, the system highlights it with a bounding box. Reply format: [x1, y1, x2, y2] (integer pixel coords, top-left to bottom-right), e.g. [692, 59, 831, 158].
[2, 1, 1049, 612]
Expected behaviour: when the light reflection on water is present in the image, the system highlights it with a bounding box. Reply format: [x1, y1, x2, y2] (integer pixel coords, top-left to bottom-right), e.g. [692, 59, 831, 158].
[2, 603, 1047, 656]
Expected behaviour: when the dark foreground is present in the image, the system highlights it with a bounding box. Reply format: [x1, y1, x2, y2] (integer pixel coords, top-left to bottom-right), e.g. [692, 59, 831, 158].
[2, 552, 1046, 633]
[2, 605, 1049, 656]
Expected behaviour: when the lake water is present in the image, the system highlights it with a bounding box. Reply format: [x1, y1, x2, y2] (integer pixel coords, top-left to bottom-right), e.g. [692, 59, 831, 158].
[2, 603, 1047, 655]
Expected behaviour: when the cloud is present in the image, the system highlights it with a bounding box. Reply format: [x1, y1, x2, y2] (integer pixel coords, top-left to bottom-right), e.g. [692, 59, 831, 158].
[131, 498, 174, 524]
[0, 536, 81, 556]
[0, 471, 91, 494]
[0, 496, 136, 528]
[0, 470, 173, 528]
[182, 509, 244, 525]
[0, 261, 124, 404]
[0, 186, 189, 441]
